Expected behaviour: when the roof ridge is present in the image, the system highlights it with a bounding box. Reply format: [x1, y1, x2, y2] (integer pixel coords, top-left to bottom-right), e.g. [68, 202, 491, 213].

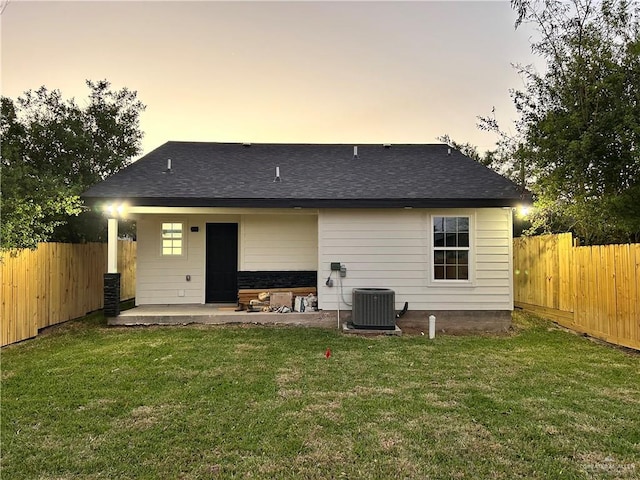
[163, 141, 449, 147]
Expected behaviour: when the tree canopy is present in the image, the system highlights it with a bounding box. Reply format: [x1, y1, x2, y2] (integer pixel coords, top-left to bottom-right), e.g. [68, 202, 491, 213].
[1, 80, 145, 250]
[447, 0, 639, 244]
[510, 0, 640, 244]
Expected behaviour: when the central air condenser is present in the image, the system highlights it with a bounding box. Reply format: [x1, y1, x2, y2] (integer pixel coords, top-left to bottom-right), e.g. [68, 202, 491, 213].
[351, 288, 396, 330]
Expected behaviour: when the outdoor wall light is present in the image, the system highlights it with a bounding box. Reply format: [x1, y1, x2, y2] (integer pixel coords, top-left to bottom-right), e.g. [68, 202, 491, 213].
[104, 203, 128, 218]
[516, 204, 531, 218]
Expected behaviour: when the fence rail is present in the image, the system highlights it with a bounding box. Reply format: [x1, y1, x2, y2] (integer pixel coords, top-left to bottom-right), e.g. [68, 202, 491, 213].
[514, 234, 640, 350]
[1, 241, 136, 347]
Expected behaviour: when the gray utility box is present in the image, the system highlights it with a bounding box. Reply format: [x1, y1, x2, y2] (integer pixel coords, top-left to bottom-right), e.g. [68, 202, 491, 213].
[351, 288, 396, 330]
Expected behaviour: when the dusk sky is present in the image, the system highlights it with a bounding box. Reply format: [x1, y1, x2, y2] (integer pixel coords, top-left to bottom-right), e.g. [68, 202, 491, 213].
[1, 1, 540, 156]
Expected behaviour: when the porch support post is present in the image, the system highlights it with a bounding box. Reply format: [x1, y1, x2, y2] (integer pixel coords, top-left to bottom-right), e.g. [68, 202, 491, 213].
[104, 217, 121, 318]
[107, 217, 118, 273]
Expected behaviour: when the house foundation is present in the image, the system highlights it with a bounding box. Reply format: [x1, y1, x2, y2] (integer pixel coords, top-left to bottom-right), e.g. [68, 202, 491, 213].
[396, 310, 512, 334]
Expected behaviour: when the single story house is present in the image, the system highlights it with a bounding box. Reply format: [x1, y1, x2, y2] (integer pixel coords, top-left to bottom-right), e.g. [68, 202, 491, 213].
[83, 142, 529, 331]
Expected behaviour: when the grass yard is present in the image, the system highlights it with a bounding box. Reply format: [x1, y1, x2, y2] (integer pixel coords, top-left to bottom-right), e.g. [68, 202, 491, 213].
[1, 312, 639, 479]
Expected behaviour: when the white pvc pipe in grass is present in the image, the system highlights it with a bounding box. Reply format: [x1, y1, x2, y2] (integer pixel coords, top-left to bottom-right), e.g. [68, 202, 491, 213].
[429, 315, 436, 339]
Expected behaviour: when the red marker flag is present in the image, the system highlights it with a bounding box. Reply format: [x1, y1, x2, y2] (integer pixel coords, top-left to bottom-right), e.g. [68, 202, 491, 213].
[325, 348, 331, 359]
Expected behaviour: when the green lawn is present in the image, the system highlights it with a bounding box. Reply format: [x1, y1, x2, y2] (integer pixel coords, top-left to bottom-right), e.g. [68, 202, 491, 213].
[2, 312, 639, 479]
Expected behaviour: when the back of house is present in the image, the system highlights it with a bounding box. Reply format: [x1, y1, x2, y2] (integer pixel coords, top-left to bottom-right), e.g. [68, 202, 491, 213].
[83, 142, 529, 331]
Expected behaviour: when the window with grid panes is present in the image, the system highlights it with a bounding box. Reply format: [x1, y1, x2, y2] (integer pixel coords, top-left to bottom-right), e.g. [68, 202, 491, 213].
[432, 216, 469, 280]
[161, 222, 183, 256]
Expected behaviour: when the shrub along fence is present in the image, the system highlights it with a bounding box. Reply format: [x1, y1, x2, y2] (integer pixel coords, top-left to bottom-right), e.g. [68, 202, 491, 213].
[1, 241, 136, 347]
[514, 233, 640, 350]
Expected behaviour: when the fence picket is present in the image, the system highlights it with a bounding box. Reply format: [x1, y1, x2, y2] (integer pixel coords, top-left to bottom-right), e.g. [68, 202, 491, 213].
[632, 245, 640, 346]
[514, 234, 640, 350]
[1, 242, 136, 347]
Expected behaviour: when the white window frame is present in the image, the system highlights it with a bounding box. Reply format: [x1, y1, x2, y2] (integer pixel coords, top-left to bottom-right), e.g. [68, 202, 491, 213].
[160, 221, 185, 257]
[429, 213, 475, 286]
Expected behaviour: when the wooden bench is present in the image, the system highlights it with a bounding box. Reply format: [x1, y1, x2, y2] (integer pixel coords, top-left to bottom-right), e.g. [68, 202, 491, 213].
[238, 287, 317, 306]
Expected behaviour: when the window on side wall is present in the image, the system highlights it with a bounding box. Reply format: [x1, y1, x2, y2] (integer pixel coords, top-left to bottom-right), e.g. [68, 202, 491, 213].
[432, 216, 470, 281]
[161, 222, 183, 256]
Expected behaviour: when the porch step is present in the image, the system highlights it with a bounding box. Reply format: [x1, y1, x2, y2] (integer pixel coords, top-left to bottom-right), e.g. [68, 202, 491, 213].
[109, 306, 334, 329]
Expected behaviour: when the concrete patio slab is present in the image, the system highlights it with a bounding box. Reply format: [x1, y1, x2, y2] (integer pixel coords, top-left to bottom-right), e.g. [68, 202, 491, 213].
[109, 304, 339, 329]
[342, 323, 403, 336]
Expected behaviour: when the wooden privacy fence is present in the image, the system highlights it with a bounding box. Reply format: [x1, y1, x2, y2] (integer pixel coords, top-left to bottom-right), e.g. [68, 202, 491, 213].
[1, 241, 136, 347]
[514, 233, 640, 350]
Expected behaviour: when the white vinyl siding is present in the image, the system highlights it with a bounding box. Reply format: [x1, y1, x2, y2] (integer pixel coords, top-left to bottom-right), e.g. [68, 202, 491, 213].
[318, 209, 427, 311]
[134, 207, 512, 310]
[135, 212, 317, 305]
[240, 214, 318, 271]
[135, 214, 239, 305]
[317, 208, 513, 311]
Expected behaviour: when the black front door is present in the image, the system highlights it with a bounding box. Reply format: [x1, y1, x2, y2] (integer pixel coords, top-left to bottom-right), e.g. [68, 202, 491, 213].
[205, 223, 238, 303]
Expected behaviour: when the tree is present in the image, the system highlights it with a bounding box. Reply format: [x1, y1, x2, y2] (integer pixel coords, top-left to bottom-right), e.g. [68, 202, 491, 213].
[509, 0, 640, 244]
[1, 80, 145, 250]
[438, 125, 529, 192]
[1, 97, 82, 250]
[437, 132, 532, 237]
[436, 134, 484, 161]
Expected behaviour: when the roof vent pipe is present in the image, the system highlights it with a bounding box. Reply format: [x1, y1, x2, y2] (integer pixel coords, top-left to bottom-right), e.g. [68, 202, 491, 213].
[447, 147, 451, 156]
[166, 158, 172, 173]
[274, 166, 281, 182]
[353, 146, 358, 158]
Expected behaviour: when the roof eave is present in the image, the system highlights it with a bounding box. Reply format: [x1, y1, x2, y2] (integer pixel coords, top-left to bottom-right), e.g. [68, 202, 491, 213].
[82, 196, 530, 209]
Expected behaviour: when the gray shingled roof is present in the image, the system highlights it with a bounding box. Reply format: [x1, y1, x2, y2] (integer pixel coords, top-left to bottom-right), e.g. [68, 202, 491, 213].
[82, 142, 528, 208]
